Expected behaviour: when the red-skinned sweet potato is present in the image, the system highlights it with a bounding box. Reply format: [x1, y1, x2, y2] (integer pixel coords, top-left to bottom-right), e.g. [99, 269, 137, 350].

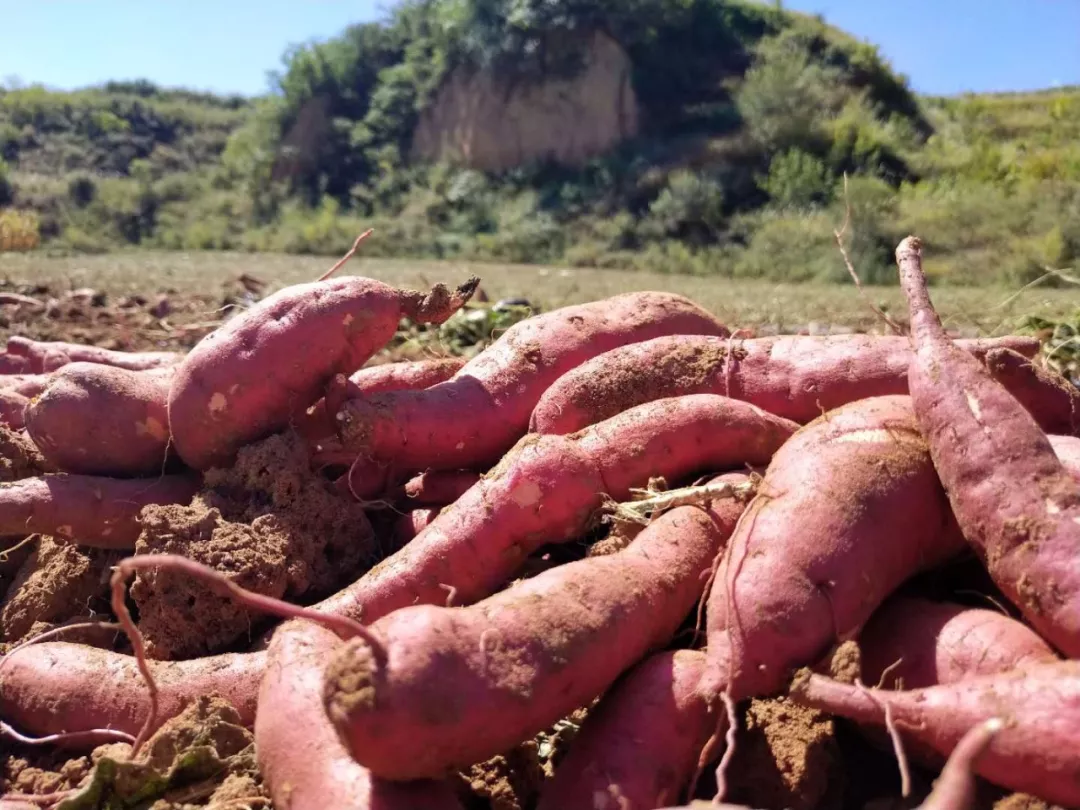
[323, 488, 748, 780]
[393, 508, 440, 546]
[536, 648, 716, 810]
[24, 364, 175, 477]
[168, 275, 478, 470]
[0, 473, 199, 547]
[700, 395, 967, 703]
[985, 347, 1080, 436]
[896, 236, 1080, 657]
[1050, 434, 1080, 481]
[530, 334, 1040, 435]
[916, 718, 1003, 810]
[0, 375, 47, 429]
[6, 337, 180, 373]
[312, 396, 792, 624]
[399, 469, 481, 507]
[789, 662, 1080, 807]
[330, 291, 730, 496]
[257, 620, 464, 810]
[0, 354, 31, 374]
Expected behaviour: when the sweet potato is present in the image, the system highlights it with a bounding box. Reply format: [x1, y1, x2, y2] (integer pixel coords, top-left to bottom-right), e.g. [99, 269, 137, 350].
[858, 597, 1058, 690]
[24, 363, 175, 477]
[700, 395, 967, 703]
[168, 275, 478, 470]
[789, 662, 1080, 807]
[331, 291, 730, 495]
[400, 469, 481, 506]
[917, 719, 1003, 810]
[0, 353, 31, 374]
[1049, 434, 1080, 481]
[312, 395, 792, 624]
[0, 374, 48, 398]
[6, 336, 180, 373]
[985, 347, 1080, 436]
[257, 620, 464, 810]
[323, 490, 747, 780]
[896, 236, 1080, 657]
[0, 473, 199, 547]
[530, 334, 1040, 435]
[393, 508, 440, 546]
[0, 642, 263, 746]
[537, 648, 716, 810]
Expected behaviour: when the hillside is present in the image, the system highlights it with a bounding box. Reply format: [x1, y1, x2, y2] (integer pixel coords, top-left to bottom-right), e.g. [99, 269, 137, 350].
[1, 0, 1078, 286]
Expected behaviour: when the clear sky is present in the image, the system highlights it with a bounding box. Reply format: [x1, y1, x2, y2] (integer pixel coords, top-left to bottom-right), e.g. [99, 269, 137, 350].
[1, 0, 1078, 98]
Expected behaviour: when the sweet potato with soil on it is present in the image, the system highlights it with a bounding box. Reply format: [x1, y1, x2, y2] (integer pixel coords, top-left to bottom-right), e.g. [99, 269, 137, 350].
[0, 473, 199, 548]
[168, 275, 478, 470]
[700, 395, 967, 704]
[896, 236, 1080, 657]
[0, 354, 31, 374]
[24, 363, 175, 477]
[858, 596, 1059, 690]
[536, 648, 716, 810]
[530, 334, 1041, 435]
[6, 337, 180, 373]
[0, 391, 29, 430]
[0, 642, 264, 747]
[399, 469, 481, 507]
[789, 662, 1080, 807]
[984, 348, 1080, 436]
[311, 394, 792, 624]
[257, 620, 465, 810]
[323, 489, 748, 780]
[1049, 434, 1080, 482]
[330, 291, 730, 497]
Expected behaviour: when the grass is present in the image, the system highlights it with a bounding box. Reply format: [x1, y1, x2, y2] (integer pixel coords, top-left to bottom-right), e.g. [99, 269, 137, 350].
[4, 249, 1080, 337]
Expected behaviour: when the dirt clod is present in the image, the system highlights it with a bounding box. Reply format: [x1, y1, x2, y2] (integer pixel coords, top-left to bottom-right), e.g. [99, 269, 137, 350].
[0, 426, 49, 482]
[461, 740, 545, 810]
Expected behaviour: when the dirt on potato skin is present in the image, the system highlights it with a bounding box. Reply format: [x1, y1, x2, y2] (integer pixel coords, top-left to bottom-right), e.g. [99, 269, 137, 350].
[131, 432, 375, 660]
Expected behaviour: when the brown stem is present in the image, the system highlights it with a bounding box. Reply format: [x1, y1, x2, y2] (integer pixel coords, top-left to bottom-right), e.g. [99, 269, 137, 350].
[317, 229, 374, 282]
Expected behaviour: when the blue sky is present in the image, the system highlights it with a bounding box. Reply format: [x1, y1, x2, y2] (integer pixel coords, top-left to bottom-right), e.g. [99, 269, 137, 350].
[1, 0, 1078, 98]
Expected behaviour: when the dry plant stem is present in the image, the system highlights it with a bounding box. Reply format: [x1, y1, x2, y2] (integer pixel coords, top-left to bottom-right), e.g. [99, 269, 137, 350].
[917, 718, 1004, 810]
[317, 229, 374, 282]
[605, 480, 757, 527]
[109, 554, 387, 755]
[834, 173, 903, 335]
[0, 534, 37, 562]
[0, 789, 74, 807]
[1, 720, 134, 747]
[856, 678, 912, 797]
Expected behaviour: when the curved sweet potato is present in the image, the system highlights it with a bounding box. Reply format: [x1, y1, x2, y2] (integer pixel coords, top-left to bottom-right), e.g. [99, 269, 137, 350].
[0, 642, 263, 747]
[400, 469, 481, 507]
[331, 291, 729, 496]
[6, 337, 180, 373]
[312, 395, 792, 624]
[168, 275, 478, 470]
[323, 491, 746, 780]
[896, 236, 1080, 657]
[0, 473, 199, 548]
[531, 334, 1041, 435]
[985, 348, 1080, 436]
[701, 395, 967, 702]
[790, 662, 1080, 807]
[257, 620, 464, 810]
[25, 364, 175, 477]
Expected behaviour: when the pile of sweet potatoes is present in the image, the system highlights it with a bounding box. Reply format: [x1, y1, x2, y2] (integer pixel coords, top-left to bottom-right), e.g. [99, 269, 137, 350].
[2, 235, 1079, 810]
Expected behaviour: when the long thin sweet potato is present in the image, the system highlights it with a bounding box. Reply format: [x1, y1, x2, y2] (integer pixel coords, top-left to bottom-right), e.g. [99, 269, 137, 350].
[537, 648, 716, 810]
[168, 275, 478, 470]
[312, 395, 791, 624]
[0, 473, 199, 547]
[24, 364, 175, 477]
[323, 491, 746, 780]
[256, 620, 464, 810]
[701, 395, 967, 703]
[985, 348, 1080, 436]
[330, 291, 729, 495]
[6, 337, 180, 373]
[0, 642, 263, 746]
[790, 662, 1080, 807]
[896, 236, 1080, 657]
[531, 334, 1040, 435]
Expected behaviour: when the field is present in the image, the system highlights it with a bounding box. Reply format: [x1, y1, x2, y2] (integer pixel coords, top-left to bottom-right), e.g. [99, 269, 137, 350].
[5, 249, 1080, 338]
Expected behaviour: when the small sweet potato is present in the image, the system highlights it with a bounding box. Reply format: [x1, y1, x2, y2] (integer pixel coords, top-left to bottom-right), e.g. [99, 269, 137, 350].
[400, 469, 481, 507]
[393, 508, 440, 546]
[0, 353, 31, 374]
[531, 334, 1041, 435]
[332, 291, 729, 496]
[24, 363, 175, 477]
[790, 662, 1080, 807]
[323, 491, 746, 779]
[0, 473, 199, 548]
[896, 236, 1080, 657]
[257, 620, 465, 810]
[168, 275, 477, 470]
[985, 347, 1080, 436]
[6, 336, 180, 373]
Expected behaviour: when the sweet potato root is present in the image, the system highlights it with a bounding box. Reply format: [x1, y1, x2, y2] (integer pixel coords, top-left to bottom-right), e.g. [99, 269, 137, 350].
[701, 395, 967, 702]
[917, 719, 1003, 810]
[256, 620, 465, 810]
[985, 347, 1080, 436]
[0, 642, 263, 746]
[790, 662, 1080, 806]
[168, 275, 478, 469]
[537, 648, 715, 810]
[323, 491, 746, 779]
[896, 236, 1080, 657]
[530, 334, 1040, 435]
[24, 364, 175, 477]
[312, 394, 791, 623]
[0, 473, 199, 547]
[6, 337, 180, 373]
[331, 291, 729, 495]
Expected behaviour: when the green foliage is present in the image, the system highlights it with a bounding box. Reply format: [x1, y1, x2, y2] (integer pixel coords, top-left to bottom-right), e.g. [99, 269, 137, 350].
[646, 170, 725, 244]
[761, 149, 832, 208]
